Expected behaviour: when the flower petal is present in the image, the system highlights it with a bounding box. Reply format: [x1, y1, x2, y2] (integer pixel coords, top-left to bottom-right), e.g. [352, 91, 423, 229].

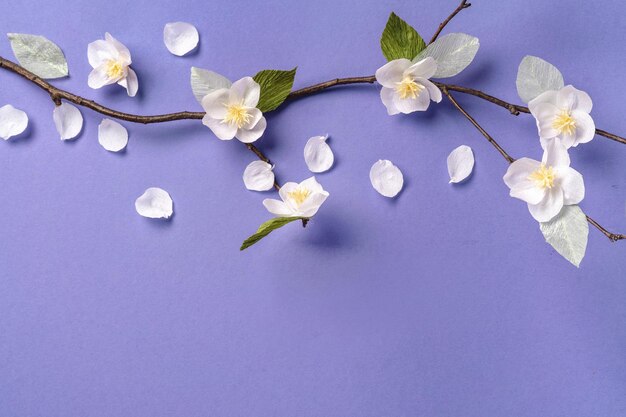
[163, 22, 199, 56]
[98, 118, 128, 152]
[542, 138, 570, 167]
[380, 87, 399, 115]
[559, 166, 585, 205]
[87, 39, 116, 68]
[0, 104, 28, 140]
[299, 191, 329, 217]
[201, 88, 230, 119]
[510, 181, 546, 205]
[299, 176, 325, 194]
[557, 85, 592, 113]
[375, 59, 411, 88]
[392, 88, 430, 113]
[370, 159, 403, 198]
[262, 198, 294, 217]
[230, 77, 260, 107]
[528, 90, 557, 115]
[88, 64, 118, 89]
[118, 67, 138, 97]
[503, 157, 541, 189]
[53, 103, 83, 140]
[304, 135, 334, 173]
[278, 182, 299, 203]
[532, 102, 560, 139]
[243, 160, 275, 191]
[447, 145, 474, 183]
[104, 32, 131, 64]
[135, 187, 173, 219]
[528, 187, 564, 222]
[236, 116, 266, 143]
[570, 110, 595, 146]
[405, 57, 437, 79]
[418, 78, 442, 103]
[202, 115, 237, 140]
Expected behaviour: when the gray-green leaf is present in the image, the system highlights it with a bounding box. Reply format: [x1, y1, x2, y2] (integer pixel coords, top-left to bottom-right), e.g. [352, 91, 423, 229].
[412, 33, 479, 78]
[8, 33, 68, 79]
[253, 68, 297, 113]
[190, 67, 232, 105]
[240, 216, 306, 250]
[380, 12, 426, 62]
[516, 55, 564, 104]
[539, 205, 588, 267]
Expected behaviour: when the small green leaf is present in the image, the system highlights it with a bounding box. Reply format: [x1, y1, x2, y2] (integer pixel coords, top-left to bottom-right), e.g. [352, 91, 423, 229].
[380, 12, 426, 61]
[253, 68, 297, 113]
[240, 216, 307, 250]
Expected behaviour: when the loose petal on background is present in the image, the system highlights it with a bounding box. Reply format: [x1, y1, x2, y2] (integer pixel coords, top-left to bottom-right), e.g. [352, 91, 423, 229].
[0, 104, 29, 140]
[98, 119, 128, 152]
[370, 160, 404, 198]
[53, 103, 83, 140]
[243, 160, 275, 191]
[447, 145, 474, 183]
[304, 135, 334, 173]
[163, 22, 199, 56]
[135, 187, 174, 219]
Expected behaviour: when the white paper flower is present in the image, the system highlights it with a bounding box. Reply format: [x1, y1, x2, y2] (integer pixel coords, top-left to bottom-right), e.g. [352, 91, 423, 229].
[98, 118, 128, 152]
[370, 160, 404, 197]
[503, 139, 584, 222]
[447, 145, 474, 183]
[53, 103, 83, 140]
[263, 177, 329, 218]
[243, 160, 275, 191]
[201, 77, 267, 143]
[375, 57, 442, 115]
[87, 33, 138, 97]
[163, 22, 199, 56]
[304, 134, 334, 173]
[0, 104, 28, 140]
[135, 187, 173, 219]
[528, 85, 595, 148]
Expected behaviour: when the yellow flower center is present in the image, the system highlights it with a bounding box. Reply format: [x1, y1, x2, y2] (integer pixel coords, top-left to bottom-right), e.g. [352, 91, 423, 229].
[223, 103, 252, 128]
[288, 187, 311, 206]
[528, 164, 556, 189]
[105, 60, 125, 79]
[395, 76, 424, 100]
[552, 110, 576, 136]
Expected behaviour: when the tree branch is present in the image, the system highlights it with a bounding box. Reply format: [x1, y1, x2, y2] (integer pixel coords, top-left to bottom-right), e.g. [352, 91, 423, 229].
[429, 0, 472, 44]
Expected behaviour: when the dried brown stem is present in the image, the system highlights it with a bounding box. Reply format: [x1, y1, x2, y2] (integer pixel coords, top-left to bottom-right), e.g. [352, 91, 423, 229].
[429, 0, 472, 44]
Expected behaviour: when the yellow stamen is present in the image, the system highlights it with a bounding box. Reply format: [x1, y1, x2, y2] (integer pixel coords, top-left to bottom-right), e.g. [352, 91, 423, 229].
[223, 102, 252, 128]
[105, 60, 125, 79]
[528, 164, 556, 189]
[552, 110, 576, 136]
[395, 76, 424, 100]
[288, 187, 311, 206]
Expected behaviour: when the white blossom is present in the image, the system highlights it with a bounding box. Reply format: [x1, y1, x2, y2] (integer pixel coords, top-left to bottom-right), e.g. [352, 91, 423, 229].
[375, 57, 442, 115]
[263, 177, 329, 218]
[88, 33, 138, 97]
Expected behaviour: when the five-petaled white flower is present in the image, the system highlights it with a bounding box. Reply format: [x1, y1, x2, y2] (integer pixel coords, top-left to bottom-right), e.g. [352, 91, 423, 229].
[375, 57, 442, 115]
[201, 77, 267, 143]
[263, 177, 329, 218]
[88, 33, 138, 97]
[503, 139, 584, 222]
[529, 85, 595, 149]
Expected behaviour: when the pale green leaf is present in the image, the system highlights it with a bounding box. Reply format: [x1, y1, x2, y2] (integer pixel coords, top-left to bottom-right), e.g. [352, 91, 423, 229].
[8, 33, 68, 79]
[413, 33, 479, 78]
[516, 55, 564, 103]
[380, 12, 426, 61]
[253, 68, 297, 113]
[240, 216, 306, 250]
[539, 205, 589, 267]
[190, 67, 232, 104]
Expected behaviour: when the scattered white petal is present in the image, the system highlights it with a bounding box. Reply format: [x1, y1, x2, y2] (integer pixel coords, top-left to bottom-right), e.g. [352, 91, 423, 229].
[243, 160, 275, 191]
[0, 104, 28, 140]
[370, 160, 404, 198]
[304, 134, 334, 173]
[447, 145, 474, 183]
[135, 187, 174, 219]
[53, 103, 83, 140]
[163, 22, 199, 56]
[98, 119, 128, 152]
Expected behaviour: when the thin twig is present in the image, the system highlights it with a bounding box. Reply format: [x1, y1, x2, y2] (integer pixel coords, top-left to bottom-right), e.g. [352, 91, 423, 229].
[429, 0, 472, 44]
[586, 216, 626, 241]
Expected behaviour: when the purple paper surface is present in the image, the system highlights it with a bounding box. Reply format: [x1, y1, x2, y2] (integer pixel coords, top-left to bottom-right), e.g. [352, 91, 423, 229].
[1, 0, 625, 416]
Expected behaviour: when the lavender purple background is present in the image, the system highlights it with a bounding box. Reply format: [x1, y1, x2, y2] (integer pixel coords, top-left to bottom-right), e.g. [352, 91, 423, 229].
[1, 0, 625, 415]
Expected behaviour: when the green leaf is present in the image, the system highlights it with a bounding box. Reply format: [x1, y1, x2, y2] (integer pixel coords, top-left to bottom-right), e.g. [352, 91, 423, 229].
[539, 205, 589, 268]
[380, 12, 426, 61]
[240, 216, 307, 250]
[253, 68, 297, 113]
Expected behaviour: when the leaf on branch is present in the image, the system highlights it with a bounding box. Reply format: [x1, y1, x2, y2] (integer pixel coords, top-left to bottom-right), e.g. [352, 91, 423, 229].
[380, 12, 426, 61]
[539, 205, 589, 268]
[413, 33, 479, 78]
[516, 55, 564, 103]
[190, 67, 232, 104]
[240, 216, 307, 250]
[7, 33, 68, 79]
[253, 68, 297, 113]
